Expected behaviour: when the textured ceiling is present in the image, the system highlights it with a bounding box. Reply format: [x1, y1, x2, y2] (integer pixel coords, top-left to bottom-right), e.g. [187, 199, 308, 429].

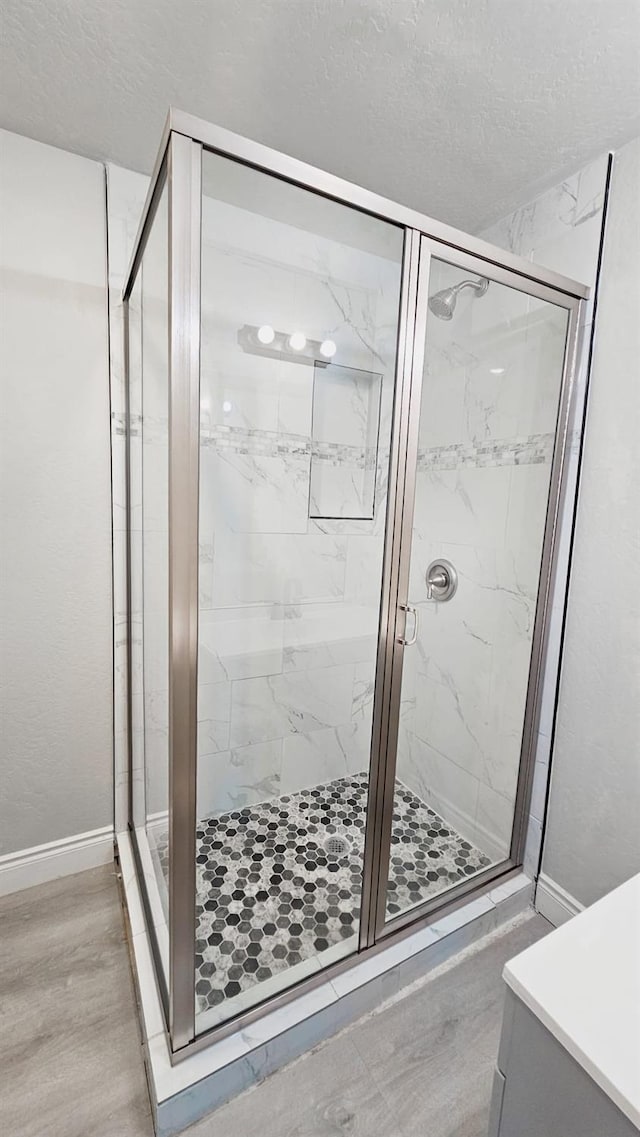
[1, 0, 639, 231]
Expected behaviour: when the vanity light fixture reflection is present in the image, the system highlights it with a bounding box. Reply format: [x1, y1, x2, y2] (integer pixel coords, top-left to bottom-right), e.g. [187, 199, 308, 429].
[237, 323, 338, 367]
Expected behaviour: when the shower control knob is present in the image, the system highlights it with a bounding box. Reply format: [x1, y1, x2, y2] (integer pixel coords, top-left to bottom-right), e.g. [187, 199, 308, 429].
[426, 559, 458, 602]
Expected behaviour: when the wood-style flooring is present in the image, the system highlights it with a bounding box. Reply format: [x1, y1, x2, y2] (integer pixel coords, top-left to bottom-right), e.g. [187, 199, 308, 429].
[0, 863, 549, 1137]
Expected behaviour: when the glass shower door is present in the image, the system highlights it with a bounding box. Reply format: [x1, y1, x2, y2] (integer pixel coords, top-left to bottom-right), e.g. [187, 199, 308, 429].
[123, 117, 588, 1058]
[379, 245, 573, 928]
[194, 149, 405, 1031]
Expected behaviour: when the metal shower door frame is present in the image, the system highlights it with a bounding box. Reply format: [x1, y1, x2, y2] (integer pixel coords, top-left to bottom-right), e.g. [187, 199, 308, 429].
[365, 237, 584, 944]
[122, 109, 587, 1058]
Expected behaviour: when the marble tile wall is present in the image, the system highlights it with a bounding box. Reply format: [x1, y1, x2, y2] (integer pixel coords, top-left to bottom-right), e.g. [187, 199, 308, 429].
[196, 171, 403, 815]
[107, 159, 404, 825]
[395, 155, 609, 863]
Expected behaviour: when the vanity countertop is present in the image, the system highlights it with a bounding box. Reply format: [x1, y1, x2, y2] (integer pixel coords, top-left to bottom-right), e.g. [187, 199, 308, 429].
[504, 873, 640, 1129]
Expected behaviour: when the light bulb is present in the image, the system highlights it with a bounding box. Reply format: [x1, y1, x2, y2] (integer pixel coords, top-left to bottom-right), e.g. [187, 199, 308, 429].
[257, 324, 275, 345]
[288, 331, 306, 352]
[222, 400, 232, 414]
[490, 366, 505, 375]
[320, 339, 337, 359]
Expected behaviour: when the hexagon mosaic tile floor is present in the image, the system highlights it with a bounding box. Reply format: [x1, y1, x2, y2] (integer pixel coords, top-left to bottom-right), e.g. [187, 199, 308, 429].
[184, 773, 491, 1017]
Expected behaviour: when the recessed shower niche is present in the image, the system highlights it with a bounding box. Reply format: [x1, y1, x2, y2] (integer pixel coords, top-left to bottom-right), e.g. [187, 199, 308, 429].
[309, 362, 382, 521]
[123, 111, 587, 1059]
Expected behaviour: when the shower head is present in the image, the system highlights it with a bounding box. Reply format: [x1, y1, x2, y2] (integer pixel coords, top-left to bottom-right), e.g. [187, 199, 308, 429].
[428, 276, 489, 321]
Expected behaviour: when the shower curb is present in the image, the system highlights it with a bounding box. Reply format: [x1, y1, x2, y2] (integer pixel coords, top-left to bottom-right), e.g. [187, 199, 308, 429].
[116, 829, 532, 1137]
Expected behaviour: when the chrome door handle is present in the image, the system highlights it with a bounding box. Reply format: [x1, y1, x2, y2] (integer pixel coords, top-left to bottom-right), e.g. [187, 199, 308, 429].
[398, 603, 419, 647]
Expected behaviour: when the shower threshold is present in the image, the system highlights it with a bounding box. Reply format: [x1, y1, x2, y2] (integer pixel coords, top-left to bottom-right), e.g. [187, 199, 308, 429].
[119, 825, 531, 1136]
[150, 773, 491, 1027]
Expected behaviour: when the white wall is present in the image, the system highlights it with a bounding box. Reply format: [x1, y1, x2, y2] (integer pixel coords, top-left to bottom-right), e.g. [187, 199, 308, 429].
[0, 130, 113, 859]
[540, 135, 640, 909]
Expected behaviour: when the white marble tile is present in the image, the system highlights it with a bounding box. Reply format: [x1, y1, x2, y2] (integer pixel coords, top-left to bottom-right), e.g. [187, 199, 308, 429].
[311, 360, 378, 448]
[344, 534, 385, 605]
[148, 1024, 251, 1103]
[199, 607, 284, 683]
[211, 450, 310, 535]
[197, 681, 232, 755]
[277, 364, 314, 437]
[198, 540, 215, 611]
[417, 660, 491, 787]
[414, 465, 511, 552]
[351, 659, 375, 723]
[396, 733, 483, 852]
[282, 601, 376, 672]
[309, 462, 372, 520]
[334, 720, 373, 776]
[524, 814, 544, 878]
[280, 727, 358, 795]
[200, 345, 282, 436]
[475, 782, 514, 860]
[330, 924, 439, 997]
[197, 739, 283, 817]
[229, 664, 355, 749]
[238, 979, 337, 1050]
[488, 872, 531, 906]
[211, 532, 348, 608]
[429, 893, 495, 939]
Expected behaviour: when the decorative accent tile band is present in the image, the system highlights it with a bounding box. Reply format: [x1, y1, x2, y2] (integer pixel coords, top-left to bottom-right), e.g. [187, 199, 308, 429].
[114, 415, 554, 470]
[202, 424, 373, 469]
[417, 433, 555, 471]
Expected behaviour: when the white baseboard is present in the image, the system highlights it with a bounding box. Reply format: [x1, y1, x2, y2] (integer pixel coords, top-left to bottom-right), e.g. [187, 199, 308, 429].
[0, 825, 115, 897]
[535, 872, 584, 927]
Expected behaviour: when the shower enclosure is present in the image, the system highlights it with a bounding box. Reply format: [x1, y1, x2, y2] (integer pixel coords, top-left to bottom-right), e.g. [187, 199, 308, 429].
[123, 110, 586, 1057]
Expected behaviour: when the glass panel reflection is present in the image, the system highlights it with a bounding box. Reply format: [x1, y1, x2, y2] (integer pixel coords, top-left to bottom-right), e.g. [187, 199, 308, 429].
[128, 183, 171, 982]
[195, 150, 404, 1031]
[386, 258, 569, 922]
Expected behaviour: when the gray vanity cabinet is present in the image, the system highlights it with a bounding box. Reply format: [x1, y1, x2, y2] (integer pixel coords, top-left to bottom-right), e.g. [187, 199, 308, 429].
[488, 988, 638, 1137]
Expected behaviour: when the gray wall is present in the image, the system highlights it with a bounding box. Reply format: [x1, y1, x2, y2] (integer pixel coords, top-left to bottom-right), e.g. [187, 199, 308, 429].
[541, 134, 640, 906]
[0, 130, 113, 855]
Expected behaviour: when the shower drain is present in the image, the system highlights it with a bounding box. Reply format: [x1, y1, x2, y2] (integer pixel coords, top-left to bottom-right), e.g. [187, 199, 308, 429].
[323, 834, 351, 859]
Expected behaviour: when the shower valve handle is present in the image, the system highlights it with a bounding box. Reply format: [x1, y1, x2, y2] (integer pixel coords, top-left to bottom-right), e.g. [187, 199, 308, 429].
[398, 603, 419, 647]
[425, 559, 458, 602]
[426, 569, 448, 598]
